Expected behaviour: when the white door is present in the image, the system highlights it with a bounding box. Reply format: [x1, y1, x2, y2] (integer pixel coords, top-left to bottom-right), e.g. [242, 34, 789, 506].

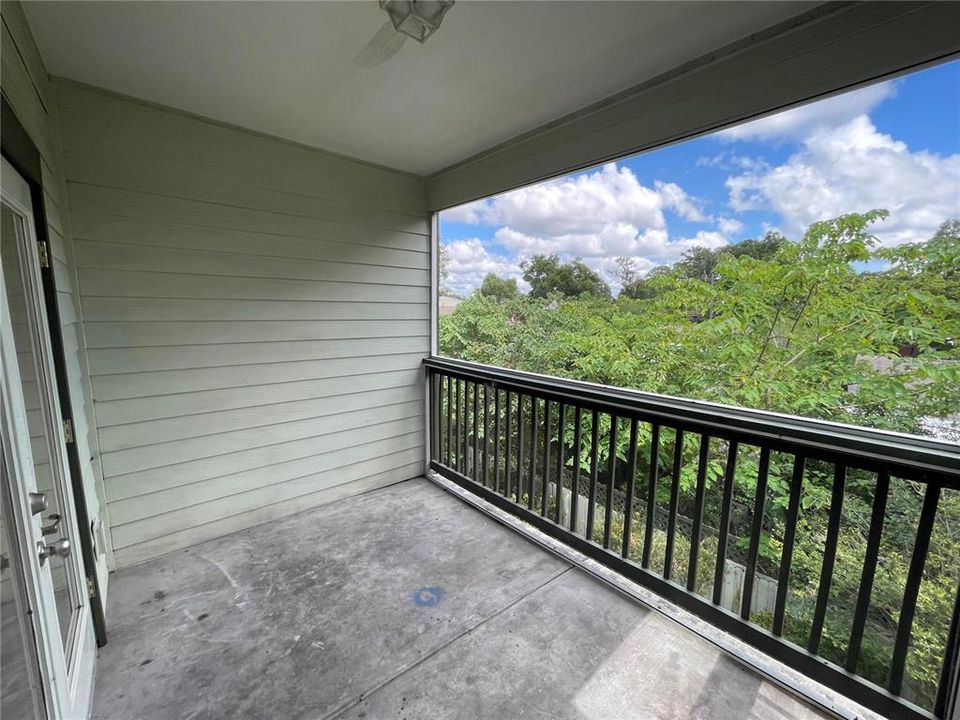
[0, 157, 94, 719]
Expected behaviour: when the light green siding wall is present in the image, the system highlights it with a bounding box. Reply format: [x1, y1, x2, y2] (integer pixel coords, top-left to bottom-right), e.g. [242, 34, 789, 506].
[1, 1, 111, 591]
[55, 82, 429, 567]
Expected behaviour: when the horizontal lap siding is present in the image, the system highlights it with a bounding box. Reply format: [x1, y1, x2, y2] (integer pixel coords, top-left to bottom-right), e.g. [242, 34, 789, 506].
[56, 82, 429, 566]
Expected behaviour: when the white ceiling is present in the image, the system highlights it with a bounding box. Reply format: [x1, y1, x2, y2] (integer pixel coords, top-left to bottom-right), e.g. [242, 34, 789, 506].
[24, 1, 816, 176]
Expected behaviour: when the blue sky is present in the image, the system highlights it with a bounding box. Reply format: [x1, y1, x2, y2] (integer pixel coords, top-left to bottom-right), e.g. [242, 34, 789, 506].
[440, 59, 960, 295]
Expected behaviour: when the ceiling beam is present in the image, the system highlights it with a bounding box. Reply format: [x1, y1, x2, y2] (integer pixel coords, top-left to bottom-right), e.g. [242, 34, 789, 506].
[426, 1, 960, 211]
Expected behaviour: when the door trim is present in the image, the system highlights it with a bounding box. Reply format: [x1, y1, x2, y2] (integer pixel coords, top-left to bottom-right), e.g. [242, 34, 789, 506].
[1, 172, 72, 718]
[1, 96, 107, 647]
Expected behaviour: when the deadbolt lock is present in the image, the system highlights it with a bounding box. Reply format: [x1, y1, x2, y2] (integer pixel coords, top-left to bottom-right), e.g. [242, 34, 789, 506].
[28, 492, 48, 515]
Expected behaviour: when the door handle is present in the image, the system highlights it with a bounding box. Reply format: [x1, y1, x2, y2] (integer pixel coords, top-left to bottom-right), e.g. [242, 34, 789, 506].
[37, 538, 71, 565]
[42, 513, 61, 537]
[29, 492, 48, 515]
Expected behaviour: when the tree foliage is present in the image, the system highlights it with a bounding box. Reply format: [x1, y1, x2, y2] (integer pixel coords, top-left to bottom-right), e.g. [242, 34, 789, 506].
[479, 272, 519, 301]
[671, 231, 790, 286]
[438, 244, 453, 296]
[521, 253, 611, 298]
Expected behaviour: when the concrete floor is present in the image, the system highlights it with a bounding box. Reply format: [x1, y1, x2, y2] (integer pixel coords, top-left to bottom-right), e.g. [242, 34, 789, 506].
[93, 478, 830, 720]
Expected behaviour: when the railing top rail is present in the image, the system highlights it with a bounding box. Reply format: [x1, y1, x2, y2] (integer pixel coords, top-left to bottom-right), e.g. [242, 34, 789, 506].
[425, 356, 960, 479]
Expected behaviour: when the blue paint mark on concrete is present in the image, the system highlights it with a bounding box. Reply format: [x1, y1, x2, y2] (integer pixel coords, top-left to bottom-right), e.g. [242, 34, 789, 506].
[413, 586, 444, 607]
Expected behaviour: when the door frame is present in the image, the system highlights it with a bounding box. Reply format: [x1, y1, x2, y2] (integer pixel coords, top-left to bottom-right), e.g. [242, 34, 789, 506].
[2, 155, 95, 717]
[1, 96, 107, 646]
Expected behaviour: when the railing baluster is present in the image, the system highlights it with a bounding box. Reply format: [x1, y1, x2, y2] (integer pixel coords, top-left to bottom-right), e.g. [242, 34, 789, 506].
[741, 446, 770, 620]
[456, 378, 463, 474]
[503, 390, 520, 497]
[773, 455, 805, 636]
[482, 384, 490, 486]
[555, 404, 566, 525]
[713, 440, 739, 605]
[889, 483, 941, 695]
[463, 381, 470, 475]
[465, 381, 472, 475]
[622, 418, 639, 559]
[472, 382, 480, 481]
[935, 581, 960, 720]
[687, 434, 710, 592]
[543, 399, 552, 517]
[808, 463, 846, 654]
[586, 410, 599, 542]
[516, 394, 525, 505]
[431, 372, 440, 463]
[445, 375, 453, 467]
[664, 429, 685, 581]
[464, 379, 470, 476]
[493, 388, 501, 494]
[570, 406, 583, 533]
[603, 415, 618, 550]
[475, 383, 482, 484]
[846, 470, 891, 673]
[528, 396, 539, 511]
[642, 424, 661, 569]
[457, 380, 470, 475]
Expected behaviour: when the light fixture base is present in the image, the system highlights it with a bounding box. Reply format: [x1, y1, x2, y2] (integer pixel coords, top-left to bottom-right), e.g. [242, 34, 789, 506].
[379, 0, 455, 44]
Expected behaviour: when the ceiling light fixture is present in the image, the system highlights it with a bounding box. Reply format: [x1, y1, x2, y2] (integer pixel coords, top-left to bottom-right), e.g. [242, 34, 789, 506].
[379, 1, 455, 43]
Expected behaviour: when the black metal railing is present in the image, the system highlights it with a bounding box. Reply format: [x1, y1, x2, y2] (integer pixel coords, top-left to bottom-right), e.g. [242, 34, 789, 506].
[425, 356, 960, 720]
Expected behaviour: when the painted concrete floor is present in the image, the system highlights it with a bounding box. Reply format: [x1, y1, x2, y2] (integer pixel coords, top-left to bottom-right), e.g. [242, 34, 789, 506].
[93, 478, 830, 720]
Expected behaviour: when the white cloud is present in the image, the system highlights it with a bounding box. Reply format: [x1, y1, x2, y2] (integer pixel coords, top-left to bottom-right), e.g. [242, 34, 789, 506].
[726, 115, 960, 246]
[442, 238, 524, 297]
[492, 225, 728, 265]
[674, 230, 729, 249]
[443, 163, 709, 233]
[716, 217, 744, 236]
[442, 200, 485, 224]
[479, 163, 667, 236]
[655, 181, 708, 222]
[439, 162, 743, 294]
[718, 81, 897, 142]
[696, 152, 766, 172]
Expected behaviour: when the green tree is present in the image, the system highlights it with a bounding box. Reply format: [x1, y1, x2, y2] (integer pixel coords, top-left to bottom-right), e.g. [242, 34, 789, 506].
[438, 244, 453, 296]
[521, 254, 611, 298]
[620, 278, 659, 299]
[479, 273, 519, 300]
[676, 246, 722, 283]
[673, 231, 789, 285]
[613, 256, 638, 286]
[727, 230, 789, 261]
[621, 265, 672, 299]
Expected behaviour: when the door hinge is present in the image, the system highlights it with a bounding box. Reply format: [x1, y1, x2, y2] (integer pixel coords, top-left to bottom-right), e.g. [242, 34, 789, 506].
[86, 576, 96, 599]
[37, 241, 50, 268]
[63, 418, 75, 444]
